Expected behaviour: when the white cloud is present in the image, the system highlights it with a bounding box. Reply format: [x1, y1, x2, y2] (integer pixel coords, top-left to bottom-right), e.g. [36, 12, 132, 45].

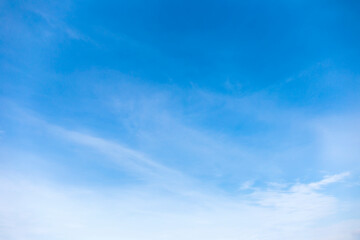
[307, 172, 350, 190]
[1, 96, 359, 240]
[0, 169, 357, 240]
[289, 172, 351, 192]
[239, 180, 255, 190]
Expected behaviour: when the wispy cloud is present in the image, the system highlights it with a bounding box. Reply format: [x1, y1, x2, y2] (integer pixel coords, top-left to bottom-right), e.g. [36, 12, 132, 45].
[0, 171, 357, 240]
[1, 0, 360, 239]
[48, 124, 197, 194]
[23, 1, 90, 42]
[307, 172, 351, 190]
[1, 108, 357, 239]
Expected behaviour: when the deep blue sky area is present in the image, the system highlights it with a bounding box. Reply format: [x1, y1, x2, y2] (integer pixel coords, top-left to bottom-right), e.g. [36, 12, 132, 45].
[2, 0, 360, 91]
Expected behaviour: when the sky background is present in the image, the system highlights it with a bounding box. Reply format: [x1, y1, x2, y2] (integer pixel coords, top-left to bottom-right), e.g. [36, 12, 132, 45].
[1, 0, 360, 239]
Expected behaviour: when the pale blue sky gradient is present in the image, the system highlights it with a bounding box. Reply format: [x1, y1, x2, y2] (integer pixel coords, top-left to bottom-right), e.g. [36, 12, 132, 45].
[1, 0, 360, 239]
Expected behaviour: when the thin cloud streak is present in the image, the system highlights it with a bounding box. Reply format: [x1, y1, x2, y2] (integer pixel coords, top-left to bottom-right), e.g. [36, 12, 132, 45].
[47, 123, 202, 196]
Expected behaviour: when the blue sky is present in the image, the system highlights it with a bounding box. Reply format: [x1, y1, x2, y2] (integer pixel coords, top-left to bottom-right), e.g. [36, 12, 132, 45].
[1, 0, 360, 239]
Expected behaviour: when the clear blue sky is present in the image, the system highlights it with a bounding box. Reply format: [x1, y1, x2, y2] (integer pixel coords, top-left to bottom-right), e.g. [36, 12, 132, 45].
[1, 0, 360, 239]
